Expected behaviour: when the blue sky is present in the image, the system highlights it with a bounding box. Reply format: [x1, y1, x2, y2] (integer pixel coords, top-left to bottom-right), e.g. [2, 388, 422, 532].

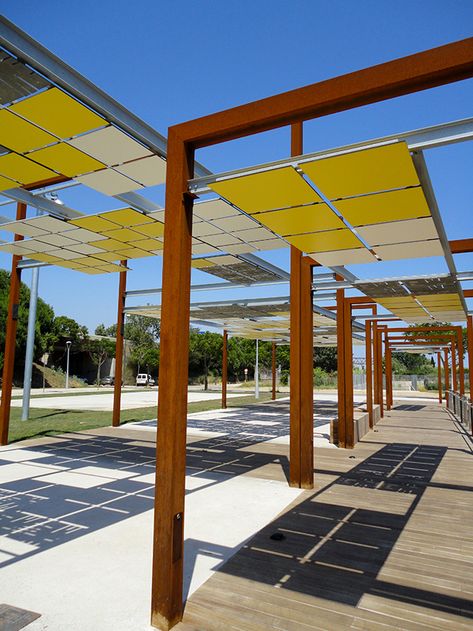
[1, 0, 473, 333]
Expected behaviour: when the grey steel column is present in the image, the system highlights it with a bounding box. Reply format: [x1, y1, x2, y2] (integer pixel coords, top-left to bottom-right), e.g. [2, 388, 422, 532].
[21, 265, 40, 420]
[255, 339, 259, 399]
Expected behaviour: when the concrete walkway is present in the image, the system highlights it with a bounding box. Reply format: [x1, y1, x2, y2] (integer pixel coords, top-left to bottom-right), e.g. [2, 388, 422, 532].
[10, 389, 246, 411]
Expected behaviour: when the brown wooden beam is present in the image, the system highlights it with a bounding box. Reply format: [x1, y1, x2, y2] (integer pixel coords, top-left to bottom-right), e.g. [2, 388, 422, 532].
[112, 262, 127, 428]
[467, 315, 473, 402]
[377, 326, 384, 418]
[300, 256, 314, 484]
[457, 328, 465, 396]
[437, 352, 443, 404]
[174, 38, 473, 148]
[336, 280, 346, 447]
[0, 202, 27, 446]
[343, 298, 355, 448]
[151, 131, 194, 630]
[385, 332, 393, 411]
[365, 320, 373, 428]
[452, 340, 458, 392]
[271, 341, 276, 401]
[444, 348, 450, 395]
[222, 329, 228, 409]
[464, 289, 473, 298]
[449, 238, 473, 254]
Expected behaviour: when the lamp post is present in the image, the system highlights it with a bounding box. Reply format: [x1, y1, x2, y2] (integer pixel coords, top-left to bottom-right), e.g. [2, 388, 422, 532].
[65, 341, 72, 389]
[255, 339, 259, 400]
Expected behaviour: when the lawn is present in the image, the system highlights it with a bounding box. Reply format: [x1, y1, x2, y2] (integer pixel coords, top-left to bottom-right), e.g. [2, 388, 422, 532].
[7, 391, 284, 443]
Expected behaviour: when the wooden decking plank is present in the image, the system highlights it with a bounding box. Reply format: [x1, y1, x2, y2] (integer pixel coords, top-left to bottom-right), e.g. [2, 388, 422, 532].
[176, 402, 473, 631]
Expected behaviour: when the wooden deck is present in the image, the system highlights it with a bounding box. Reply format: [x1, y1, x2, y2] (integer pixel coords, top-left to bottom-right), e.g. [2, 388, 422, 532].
[177, 402, 473, 630]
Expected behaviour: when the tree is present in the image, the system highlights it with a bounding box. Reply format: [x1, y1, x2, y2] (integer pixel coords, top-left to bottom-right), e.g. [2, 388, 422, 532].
[0, 269, 56, 373]
[84, 337, 116, 385]
[189, 329, 222, 389]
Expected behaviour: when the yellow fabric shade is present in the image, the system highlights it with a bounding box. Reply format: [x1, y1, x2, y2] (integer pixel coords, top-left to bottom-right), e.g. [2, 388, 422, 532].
[0, 110, 57, 153]
[98, 208, 154, 227]
[256, 203, 344, 236]
[334, 187, 431, 227]
[10, 88, 105, 139]
[133, 222, 165, 237]
[300, 142, 420, 199]
[101, 228, 144, 243]
[29, 143, 105, 177]
[69, 216, 119, 232]
[209, 167, 321, 214]
[0, 153, 56, 185]
[287, 228, 362, 253]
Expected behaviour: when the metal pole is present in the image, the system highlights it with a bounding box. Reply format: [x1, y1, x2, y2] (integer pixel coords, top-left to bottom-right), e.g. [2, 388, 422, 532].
[65, 341, 71, 389]
[21, 265, 40, 420]
[271, 342, 276, 400]
[222, 329, 227, 409]
[255, 339, 259, 399]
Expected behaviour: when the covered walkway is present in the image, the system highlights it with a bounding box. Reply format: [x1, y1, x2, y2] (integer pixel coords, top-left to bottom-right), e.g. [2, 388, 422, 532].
[177, 401, 473, 631]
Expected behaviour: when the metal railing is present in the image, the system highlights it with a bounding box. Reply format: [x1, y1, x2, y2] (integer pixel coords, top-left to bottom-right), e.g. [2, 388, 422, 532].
[447, 390, 473, 433]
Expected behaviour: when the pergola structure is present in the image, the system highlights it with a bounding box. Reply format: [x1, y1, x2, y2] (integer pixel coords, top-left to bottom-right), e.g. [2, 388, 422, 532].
[0, 18, 473, 631]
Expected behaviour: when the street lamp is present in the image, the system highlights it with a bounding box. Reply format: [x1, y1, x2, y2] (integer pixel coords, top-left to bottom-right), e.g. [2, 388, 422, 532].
[65, 341, 72, 389]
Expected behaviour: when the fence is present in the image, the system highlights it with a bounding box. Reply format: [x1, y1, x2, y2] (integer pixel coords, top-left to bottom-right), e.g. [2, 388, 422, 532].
[447, 390, 473, 433]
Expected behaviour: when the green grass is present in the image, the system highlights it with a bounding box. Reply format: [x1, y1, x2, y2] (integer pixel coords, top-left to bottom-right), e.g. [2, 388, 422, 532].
[7, 391, 285, 443]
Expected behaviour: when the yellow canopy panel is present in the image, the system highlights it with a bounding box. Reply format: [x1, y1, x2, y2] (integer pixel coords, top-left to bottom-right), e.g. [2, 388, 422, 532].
[299, 142, 420, 200]
[209, 166, 321, 214]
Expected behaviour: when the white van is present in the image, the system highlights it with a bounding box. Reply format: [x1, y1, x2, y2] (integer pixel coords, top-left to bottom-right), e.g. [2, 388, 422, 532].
[136, 373, 155, 386]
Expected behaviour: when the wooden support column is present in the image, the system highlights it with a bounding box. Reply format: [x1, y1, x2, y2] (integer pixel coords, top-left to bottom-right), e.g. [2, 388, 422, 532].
[468, 315, 473, 402]
[343, 299, 354, 448]
[222, 329, 228, 409]
[385, 334, 393, 411]
[300, 256, 314, 484]
[112, 262, 127, 428]
[437, 352, 443, 404]
[0, 202, 27, 446]
[377, 327, 384, 418]
[336, 282, 346, 447]
[271, 341, 277, 400]
[373, 322, 379, 411]
[365, 320, 373, 428]
[444, 348, 450, 395]
[289, 122, 313, 489]
[452, 341, 458, 392]
[457, 328, 465, 396]
[151, 132, 194, 631]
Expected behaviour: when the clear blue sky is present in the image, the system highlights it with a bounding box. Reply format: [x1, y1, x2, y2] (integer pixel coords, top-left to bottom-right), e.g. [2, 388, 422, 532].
[1, 0, 473, 333]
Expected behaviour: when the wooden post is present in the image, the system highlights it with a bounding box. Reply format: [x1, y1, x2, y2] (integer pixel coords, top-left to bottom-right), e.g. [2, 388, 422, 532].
[365, 320, 373, 428]
[377, 327, 384, 418]
[151, 133, 194, 630]
[373, 321, 379, 411]
[452, 340, 458, 392]
[112, 262, 127, 428]
[457, 327, 465, 396]
[0, 202, 27, 446]
[336, 283, 346, 447]
[289, 122, 313, 489]
[222, 329, 228, 409]
[300, 256, 314, 485]
[271, 341, 277, 400]
[385, 334, 393, 411]
[444, 348, 450, 395]
[437, 352, 442, 404]
[468, 315, 473, 402]
[343, 299, 354, 448]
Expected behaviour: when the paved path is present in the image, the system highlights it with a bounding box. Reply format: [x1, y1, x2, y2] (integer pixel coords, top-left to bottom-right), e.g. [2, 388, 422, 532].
[10, 389, 246, 411]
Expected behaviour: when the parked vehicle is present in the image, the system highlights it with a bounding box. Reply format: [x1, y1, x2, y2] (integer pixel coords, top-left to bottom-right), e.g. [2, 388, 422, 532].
[100, 375, 114, 386]
[136, 373, 155, 386]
